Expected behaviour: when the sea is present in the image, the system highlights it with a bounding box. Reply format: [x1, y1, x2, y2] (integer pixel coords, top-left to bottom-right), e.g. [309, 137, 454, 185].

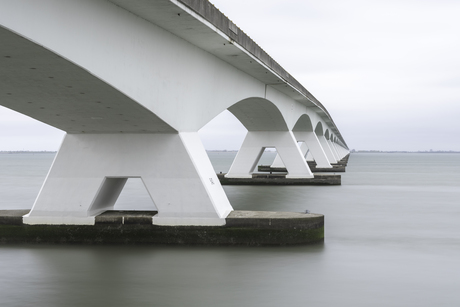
[0, 152, 459, 307]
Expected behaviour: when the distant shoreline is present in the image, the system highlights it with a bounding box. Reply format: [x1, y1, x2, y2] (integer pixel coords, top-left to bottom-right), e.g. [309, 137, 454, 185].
[351, 150, 460, 154]
[0, 151, 57, 154]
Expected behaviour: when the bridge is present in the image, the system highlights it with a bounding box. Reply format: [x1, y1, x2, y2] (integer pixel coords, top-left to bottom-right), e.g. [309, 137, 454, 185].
[0, 0, 349, 226]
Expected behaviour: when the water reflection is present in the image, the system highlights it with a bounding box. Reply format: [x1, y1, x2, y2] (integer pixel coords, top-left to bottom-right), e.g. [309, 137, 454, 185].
[1, 244, 325, 307]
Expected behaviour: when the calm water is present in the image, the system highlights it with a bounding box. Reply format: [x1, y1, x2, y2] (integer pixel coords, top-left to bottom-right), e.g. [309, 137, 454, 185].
[1, 152, 459, 306]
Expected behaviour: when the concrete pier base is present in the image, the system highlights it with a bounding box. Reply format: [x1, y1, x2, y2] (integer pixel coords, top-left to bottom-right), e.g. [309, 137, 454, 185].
[258, 163, 345, 173]
[218, 173, 341, 185]
[335, 154, 350, 166]
[0, 210, 324, 246]
[258, 154, 350, 173]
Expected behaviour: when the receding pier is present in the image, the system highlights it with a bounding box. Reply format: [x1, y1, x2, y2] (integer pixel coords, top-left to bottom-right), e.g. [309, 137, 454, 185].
[0, 210, 324, 246]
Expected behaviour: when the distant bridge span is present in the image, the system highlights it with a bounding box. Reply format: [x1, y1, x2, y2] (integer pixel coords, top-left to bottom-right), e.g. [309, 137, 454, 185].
[0, 0, 349, 225]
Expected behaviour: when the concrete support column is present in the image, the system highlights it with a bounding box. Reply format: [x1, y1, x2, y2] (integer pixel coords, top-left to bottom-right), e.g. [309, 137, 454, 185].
[294, 131, 332, 168]
[337, 144, 347, 159]
[226, 131, 313, 179]
[334, 142, 344, 159]
[327, 139, 340, 161]
[23, 133, 232, 226]
[338, 145, 349, 159]
[329, 141, 340, 159]
[317, 135, 337, 163]
[334, 144, 343, 159]
[299, 143, 310, 160]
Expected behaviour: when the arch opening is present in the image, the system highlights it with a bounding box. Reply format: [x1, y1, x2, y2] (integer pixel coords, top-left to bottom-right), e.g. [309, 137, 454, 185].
[315, 122, 324, 136]
[199, 97, 289, 172]
[114, 178, 158, 212]
[293, 114, 314, 132]
[88, 177, 158, 215]
[228, 97, 289, 132]
[291, 114, 316, 163]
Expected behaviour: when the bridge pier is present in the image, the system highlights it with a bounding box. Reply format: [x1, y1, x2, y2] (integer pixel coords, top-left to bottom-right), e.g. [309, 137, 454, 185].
[270, 142, 311, 169]
[327, 139, 340, 161]
[334, 143, 344, 159]
[317, 135, 338, 164]
[338, 145, 350, 160]
[225, 131, 313, 179]
[23, 132, 232, 226]
[294, 131, 333, 168]
[269, 131, 332, 171]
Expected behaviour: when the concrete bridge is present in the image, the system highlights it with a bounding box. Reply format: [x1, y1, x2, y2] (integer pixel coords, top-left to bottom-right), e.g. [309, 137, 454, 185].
[0, 0, 349, 226]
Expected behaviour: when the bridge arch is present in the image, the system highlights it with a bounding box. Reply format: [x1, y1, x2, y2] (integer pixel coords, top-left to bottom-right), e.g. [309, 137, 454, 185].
[0, 2, 271, 133]
[227, 97, 289, 131]
[315, 122, 324, 137]
[292, 114, 314, 132]
[224, 98, 313, 179]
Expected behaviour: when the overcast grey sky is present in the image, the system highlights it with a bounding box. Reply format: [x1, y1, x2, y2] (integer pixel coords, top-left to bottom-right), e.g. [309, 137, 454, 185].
[1, 0, 459, 151]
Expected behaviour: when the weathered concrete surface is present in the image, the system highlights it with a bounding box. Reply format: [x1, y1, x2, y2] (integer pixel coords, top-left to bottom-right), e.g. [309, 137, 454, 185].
[0, 210, 30, 225]
[218, 173, 340, 185]
[0, 210, 324, 246]
[95, 211, 156, 225]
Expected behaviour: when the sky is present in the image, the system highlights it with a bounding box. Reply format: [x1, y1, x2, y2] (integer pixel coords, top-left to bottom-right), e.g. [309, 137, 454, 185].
[1, 0, 460, 151]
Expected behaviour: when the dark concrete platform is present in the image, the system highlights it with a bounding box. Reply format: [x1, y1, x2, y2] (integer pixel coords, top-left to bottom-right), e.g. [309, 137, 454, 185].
[335, 154, 350, 166]
[257, 154, 350, 173]
[217, 173, 340, 185]
[258, 163, 345, 173]
[0, 210, 324, 246]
